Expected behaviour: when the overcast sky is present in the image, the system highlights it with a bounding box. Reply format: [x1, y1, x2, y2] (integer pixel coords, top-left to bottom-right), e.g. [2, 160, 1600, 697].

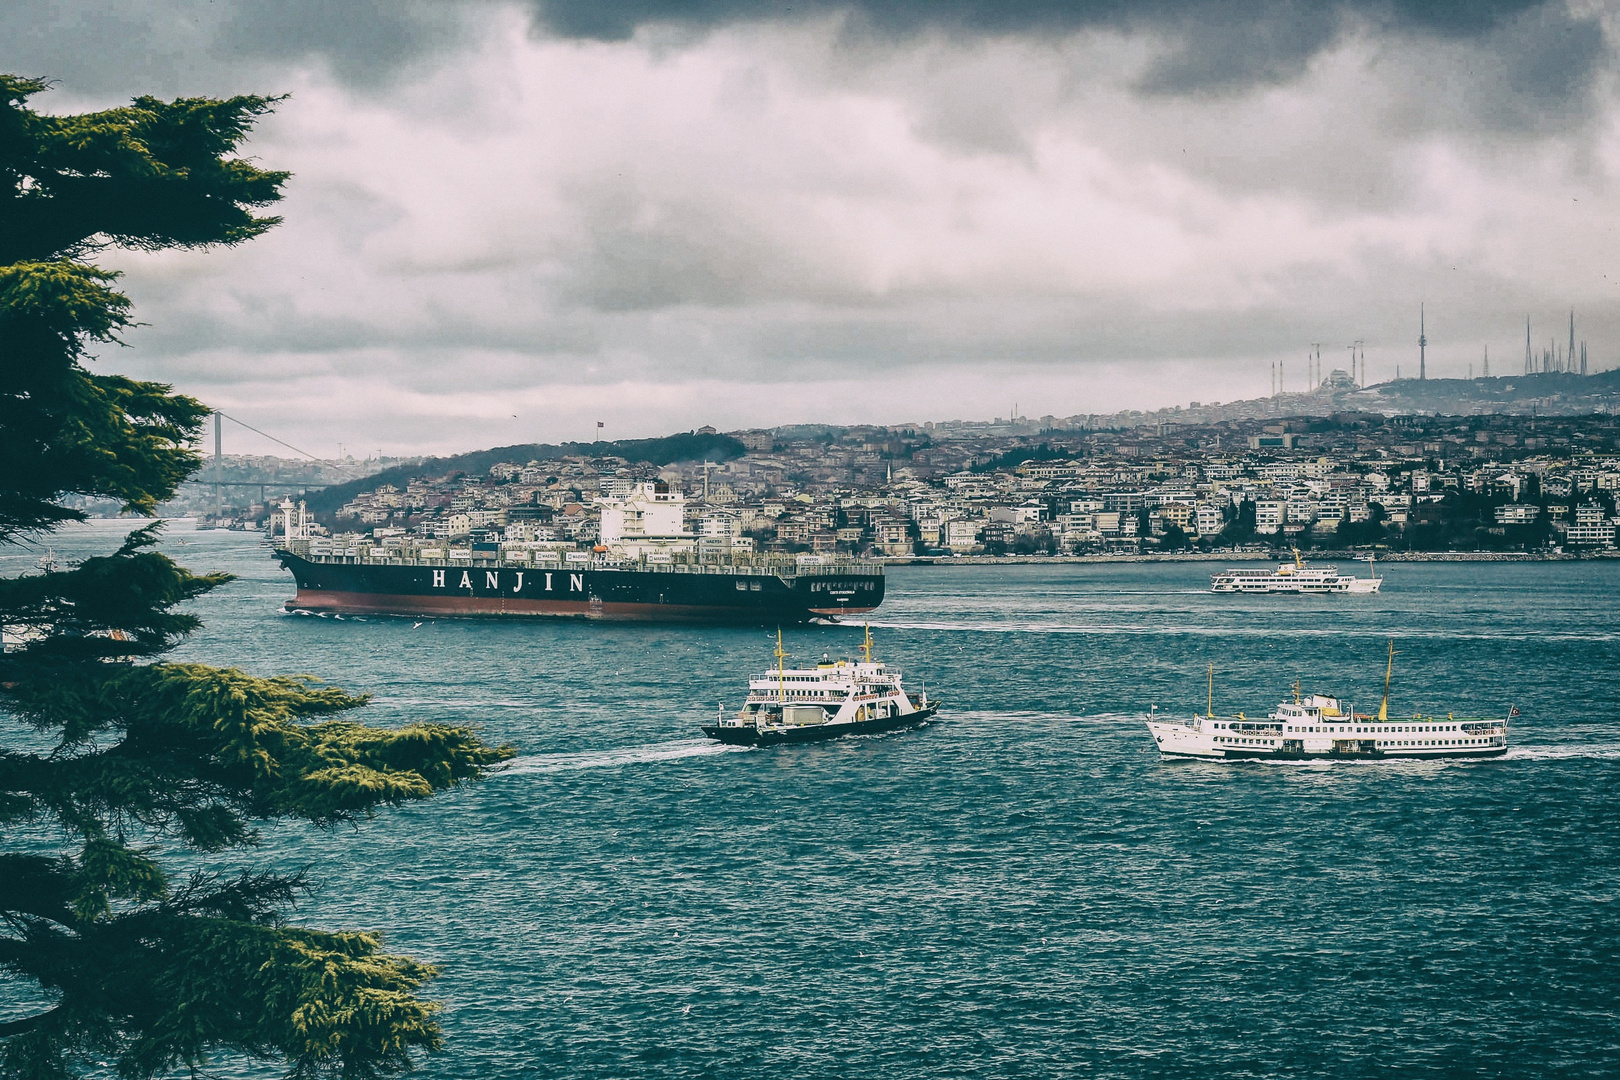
[7, 1, 1619, 456]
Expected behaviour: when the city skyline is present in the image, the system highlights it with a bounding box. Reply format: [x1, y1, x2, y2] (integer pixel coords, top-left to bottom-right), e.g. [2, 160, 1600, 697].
[6, 0, 1618, 455]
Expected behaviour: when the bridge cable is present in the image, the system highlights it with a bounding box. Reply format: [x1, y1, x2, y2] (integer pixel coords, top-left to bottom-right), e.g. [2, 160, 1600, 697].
[214, 412, 369, 479]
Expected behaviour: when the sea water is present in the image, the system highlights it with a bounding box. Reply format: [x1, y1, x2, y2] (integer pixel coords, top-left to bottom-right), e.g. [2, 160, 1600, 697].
[5, 526, 1619, 1078]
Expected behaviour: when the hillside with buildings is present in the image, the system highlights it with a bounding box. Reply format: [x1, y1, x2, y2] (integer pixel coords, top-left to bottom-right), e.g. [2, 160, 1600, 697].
[260, 409, 1620, 560]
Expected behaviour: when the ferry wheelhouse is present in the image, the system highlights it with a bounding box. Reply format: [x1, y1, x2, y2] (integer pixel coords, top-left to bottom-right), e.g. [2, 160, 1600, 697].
[1211, 551, 1382, 594]
[701, 629, 939, 747]
[1146, 646, 1510, 762]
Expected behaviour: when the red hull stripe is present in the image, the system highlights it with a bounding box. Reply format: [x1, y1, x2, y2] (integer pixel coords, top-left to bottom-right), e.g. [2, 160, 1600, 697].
[289, 590, 879, 621]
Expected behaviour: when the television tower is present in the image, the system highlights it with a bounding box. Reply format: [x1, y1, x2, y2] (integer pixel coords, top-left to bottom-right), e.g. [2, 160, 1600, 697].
[1418, 304, 1427, 380]
[1482, 344, 1489, 378]
[1525, 316, 1532, 375]
[1569, 310, 1576, 373]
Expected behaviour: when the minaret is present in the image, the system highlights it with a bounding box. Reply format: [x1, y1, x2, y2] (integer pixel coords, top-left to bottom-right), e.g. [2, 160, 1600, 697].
[1525, 316, 1532, 375]
[1418, 304, 1427, 380]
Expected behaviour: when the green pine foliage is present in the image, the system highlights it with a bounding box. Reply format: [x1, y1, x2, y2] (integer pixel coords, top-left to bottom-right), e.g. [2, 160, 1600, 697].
[0, 75, 512, 1078]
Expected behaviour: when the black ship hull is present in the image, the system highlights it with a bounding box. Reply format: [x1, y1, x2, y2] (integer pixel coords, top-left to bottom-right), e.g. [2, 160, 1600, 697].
[701, 705, 939, 746]
[1161, 747, 1508, 762]
[275, 551, 883, 623]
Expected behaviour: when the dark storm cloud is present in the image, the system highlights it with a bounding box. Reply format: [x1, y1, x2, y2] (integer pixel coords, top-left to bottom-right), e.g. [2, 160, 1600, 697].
[530, 0, 1596, 93]
[0, 0, 474, 96]
[214, 1, 475, 86]
[531, 0, 1550, 42]
[2, 1, 1605, 110]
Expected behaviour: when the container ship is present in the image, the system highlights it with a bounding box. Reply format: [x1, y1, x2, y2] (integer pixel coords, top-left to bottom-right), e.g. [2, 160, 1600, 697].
[271, 483, 884, 623]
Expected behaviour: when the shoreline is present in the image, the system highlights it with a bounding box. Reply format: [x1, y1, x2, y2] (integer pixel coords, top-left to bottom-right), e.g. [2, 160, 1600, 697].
[880, 550, 1620, 566]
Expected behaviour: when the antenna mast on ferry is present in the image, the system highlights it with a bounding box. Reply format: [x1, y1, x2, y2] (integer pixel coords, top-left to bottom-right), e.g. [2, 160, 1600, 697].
[1378, 640, 1394, 722]
[775, 627, 788, 702]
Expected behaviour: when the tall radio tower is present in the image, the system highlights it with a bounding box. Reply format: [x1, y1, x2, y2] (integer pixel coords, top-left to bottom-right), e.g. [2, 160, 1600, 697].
[1418, 304, 1427, 380]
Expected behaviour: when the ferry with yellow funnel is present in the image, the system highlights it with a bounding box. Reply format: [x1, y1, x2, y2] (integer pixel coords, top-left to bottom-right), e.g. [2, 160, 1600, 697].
[1211, 550, 1382, 593]
[1146, 644, 1510, 761]
[701, 627, 940, 747]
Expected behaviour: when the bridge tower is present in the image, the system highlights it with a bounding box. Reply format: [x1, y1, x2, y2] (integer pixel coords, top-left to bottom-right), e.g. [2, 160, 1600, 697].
[213, 410, 223, 519]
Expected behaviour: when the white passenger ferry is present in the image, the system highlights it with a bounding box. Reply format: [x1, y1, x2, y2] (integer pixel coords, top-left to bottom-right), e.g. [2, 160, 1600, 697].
[701, 628, 939, 746]
[1147, 648, 1509, 762]
[1211, 551, 1382, 594]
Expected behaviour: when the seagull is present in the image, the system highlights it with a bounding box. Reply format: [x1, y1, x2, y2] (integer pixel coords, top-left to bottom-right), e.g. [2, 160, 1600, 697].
[412, 621, 423, 629]
[682, 1005, 691, 1015]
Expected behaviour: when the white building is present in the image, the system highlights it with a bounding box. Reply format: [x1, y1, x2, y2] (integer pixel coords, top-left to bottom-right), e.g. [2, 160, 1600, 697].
[945, 519, 982, 551]
[1495, 504, 1540, 525]
[1565, 522, 1617, 547]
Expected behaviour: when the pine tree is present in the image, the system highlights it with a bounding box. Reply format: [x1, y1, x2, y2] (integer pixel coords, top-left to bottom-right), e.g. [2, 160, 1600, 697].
[0, 75, 512, 1078]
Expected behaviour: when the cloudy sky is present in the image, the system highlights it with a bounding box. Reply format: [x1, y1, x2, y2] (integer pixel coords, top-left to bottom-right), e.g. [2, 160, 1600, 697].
[7, 1, 1619, 455]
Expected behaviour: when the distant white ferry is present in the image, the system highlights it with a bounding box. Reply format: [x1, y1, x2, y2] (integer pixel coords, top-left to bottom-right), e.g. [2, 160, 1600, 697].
[1147, 647, 1510, 762]
[1211, 550, 1382, 594]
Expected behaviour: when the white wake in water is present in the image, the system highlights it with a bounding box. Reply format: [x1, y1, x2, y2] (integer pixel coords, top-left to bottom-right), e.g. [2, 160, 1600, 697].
[1501, 743, 1620, 761]
[863, 618, 1619, 643]
[496, 739, 749, 776]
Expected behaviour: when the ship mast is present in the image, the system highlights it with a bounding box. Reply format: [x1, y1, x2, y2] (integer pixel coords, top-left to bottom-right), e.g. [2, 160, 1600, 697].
[1378, 640, 1394, 722]
[775, 627, 788, 702]
[1207, 662, 1215, 719]
[860, 623, 874, 663]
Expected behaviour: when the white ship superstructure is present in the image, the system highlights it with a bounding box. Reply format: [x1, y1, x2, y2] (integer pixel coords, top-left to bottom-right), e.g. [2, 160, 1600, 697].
[1211, 551, 1382, 594]
[1146, 650, 1509, 762]
[597, 481, 694, 558]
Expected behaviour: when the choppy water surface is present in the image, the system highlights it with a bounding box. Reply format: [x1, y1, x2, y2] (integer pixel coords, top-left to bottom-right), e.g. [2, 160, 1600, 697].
[8, 527, 1620, 1078]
